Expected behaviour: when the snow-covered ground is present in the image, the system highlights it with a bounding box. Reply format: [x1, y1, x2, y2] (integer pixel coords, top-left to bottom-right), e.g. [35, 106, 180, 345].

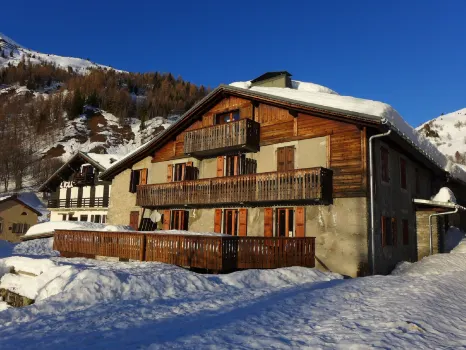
[0, 235, 466, 349]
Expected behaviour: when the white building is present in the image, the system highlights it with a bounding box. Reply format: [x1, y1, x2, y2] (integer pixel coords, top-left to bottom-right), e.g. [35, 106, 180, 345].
[39, 152, 120, 223]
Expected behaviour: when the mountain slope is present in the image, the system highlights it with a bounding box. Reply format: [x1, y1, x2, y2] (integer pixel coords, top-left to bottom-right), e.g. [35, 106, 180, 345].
[417, 108, 466, 163]
[0, 32, 115, 74]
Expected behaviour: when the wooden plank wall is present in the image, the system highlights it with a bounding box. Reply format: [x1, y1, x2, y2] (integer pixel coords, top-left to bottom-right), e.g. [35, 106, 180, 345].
[151, 94, 367, 197]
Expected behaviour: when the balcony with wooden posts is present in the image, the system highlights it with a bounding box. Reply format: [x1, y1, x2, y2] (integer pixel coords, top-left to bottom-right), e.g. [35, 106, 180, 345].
[136, 167, 333, 208]
[47, 197, 109, 209]
[73, 172, 95, 186]
[184, 118, 260, 158]
[53, 230, 316, 272]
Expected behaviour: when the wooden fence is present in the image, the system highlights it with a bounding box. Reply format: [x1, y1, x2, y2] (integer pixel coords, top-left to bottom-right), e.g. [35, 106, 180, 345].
[54, 230, 315, 272]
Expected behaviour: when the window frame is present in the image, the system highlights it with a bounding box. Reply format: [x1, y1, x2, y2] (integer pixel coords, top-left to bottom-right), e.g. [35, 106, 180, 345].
[223, 209, 239, 236]
[215, 110, 240, 125]
[275, 208, 295, 237]
[170, 210, 189, 230]
[381, 216, 397, 247]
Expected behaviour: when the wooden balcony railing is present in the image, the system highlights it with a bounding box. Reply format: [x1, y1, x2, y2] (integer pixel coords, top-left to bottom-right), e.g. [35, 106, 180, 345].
[47, 197, 109, 208]
[184, 118, 260, 157]
[137, 167, 332, 208]
[54, 230, 316, 272]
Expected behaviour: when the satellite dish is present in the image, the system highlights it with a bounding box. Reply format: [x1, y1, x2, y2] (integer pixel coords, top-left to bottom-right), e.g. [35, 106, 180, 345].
[149, 210, 162, 223]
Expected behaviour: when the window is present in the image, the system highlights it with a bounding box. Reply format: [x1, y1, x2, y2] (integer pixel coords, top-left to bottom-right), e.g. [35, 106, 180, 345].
[91, 215, 102, 223]
[400, 158, 407, 189]
[102, 215, 107, 224]
[129, 168, 148, 193]
[12, 223, 30, 234]
[277, 146, 295, 172]
[21, 211, 27, 216]
[62, 214, 67, 221]
[217, 155, 257, 177]
[68, 214, 78, 221]
[381, 147, 390, 183]
[415, 168, 420, 195]
[402, 219, 409, 245]
[276, 208, 294, 237]
[80, 215, 89, 222]
[381, 216, 397, 247]
[223, 209, 238, 236]
[170, 210, 189, 230]
[172, 163, 198, 182]
[215, 110, 240, 125]
[81, 165, 94, 174]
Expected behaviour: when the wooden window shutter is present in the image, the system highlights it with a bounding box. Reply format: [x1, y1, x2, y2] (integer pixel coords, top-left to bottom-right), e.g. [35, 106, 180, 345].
[129, 170, 135, 192]
[286, 147, 295, 171]
[162, 210, 170, 230]
[167, 164, 173, 182]
[181, 163, 186, 181]
[295, 207, 305, 237]
[277, 148, 285, 172]
[185, 161, 193, 180]
[130, 211, 139, 230]
[140, 168, 148, 185]
[239, 209, 248, 236]
[234, 156, 239, 175]
[264, 208, 273, 237]
[217, 156, 224, 177]
[214, 209, 222, 233]
[392, 217, 397, 246]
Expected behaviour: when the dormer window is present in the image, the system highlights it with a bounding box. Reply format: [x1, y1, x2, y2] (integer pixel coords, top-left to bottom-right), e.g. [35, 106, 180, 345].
[216, 110, 240, 125]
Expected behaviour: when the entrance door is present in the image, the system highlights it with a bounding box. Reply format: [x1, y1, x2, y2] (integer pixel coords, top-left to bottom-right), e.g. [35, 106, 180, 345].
[223, 209, 238, 236]
[130, 211, 139, 230]
[276, 208, 294, 237]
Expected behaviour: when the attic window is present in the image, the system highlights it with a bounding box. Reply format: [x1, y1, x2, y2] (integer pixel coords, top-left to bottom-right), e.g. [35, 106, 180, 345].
[215, 110, 239, 125]
[21, 212, 28, 216]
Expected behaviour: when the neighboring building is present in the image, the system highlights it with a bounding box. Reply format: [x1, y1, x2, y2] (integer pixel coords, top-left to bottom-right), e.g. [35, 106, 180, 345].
[39, 152, 120, 223]
[0, 195, 42, 242]
[99, 72, 466, 277]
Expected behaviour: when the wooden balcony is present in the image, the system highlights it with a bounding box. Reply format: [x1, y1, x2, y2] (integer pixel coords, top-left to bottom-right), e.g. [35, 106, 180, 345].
[184, 118, 260, 158]
[137, 167, 333, 208]
[47, 197, 109, 208]
[54, 230, 316, 272]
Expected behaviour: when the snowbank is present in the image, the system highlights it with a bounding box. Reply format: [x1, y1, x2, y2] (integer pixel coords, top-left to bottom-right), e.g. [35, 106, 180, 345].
[13, 238, 58, 257]
[25, 221, 133, 237]
[431, 187, 457, 203]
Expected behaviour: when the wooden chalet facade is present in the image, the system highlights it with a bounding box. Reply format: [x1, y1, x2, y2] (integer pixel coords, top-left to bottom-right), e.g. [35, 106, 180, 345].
[100, 72, 463, 277]
[39, 152, 119, 224]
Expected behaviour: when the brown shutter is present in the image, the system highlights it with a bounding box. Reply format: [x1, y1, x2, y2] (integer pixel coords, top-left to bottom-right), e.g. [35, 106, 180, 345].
[295, 207, 305, 237]
[181, 163, 186, 181]
[217, 156, 224, 177]
[129, 170, 135, 192]
[214, 209, 222, 233]
[167, 164, 173, 182]
[239, 208, 248, 236]
[185, 161, 193, 180]
[264, 208, 273, 237]
[140, 168, 148, 185]
[130, 211, 139, 230]
[277, 148, 285, 172]
[162, 210, 170, 230]
[286, 147, 295, 171]
[234, 156, 239, 175]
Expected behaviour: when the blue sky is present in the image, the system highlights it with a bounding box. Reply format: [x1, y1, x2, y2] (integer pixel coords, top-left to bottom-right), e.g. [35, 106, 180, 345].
[2, 0, 465, 126]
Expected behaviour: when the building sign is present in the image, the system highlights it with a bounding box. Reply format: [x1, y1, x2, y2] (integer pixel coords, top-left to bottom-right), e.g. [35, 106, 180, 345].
[60, 181, 75, 189]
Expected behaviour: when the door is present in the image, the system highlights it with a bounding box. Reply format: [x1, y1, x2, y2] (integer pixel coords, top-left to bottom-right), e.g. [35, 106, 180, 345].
[130, 211, 139, 230]
[171, 210, 189, 230]
[276, 208, 294, 237]
[223, 209, 238, 236]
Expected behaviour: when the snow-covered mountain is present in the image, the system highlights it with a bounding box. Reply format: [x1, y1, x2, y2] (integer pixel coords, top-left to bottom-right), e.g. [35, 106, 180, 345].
[0, 32, 116, 74]
[417, 108, 466, 163]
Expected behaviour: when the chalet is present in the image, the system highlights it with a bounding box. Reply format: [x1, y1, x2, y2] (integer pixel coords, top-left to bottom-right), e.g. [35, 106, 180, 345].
[0, 195, 42, 242]
[99, 72, 466, 277]
[39, 152, 120, 223]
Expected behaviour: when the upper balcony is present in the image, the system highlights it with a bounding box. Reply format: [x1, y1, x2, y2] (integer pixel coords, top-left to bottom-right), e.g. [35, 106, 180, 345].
[47, 197, 109, 209]
[183, 118, 260, 158]
[73, 172, 95, 186]
[136, 167, 333, 208]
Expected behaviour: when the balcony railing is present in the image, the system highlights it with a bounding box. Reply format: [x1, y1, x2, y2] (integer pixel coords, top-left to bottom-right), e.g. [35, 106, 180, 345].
[137, 167, 332, 208]
[184, 118, 260, 157]
[47, 197, 109, 208]
[73, 173, 95, 186]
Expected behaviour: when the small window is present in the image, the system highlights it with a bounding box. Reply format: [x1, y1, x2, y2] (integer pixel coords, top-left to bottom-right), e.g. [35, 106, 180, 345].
[171, 163, 198, 182]
[80, 215, 89, 222]
[381, 147, 390, 183]
[400, 158, 407, 189]
[21, 211, 28, 216]
[276, 208, 294, 237]
[12, 223, 30, 234]
[102, 215, 107, 224]
[129, 168, 148, 193]
[62, 214, 67, 221]
[215, 110, 240, 125]
[402, 219, 409, 245]
[170, 210, 189, 230]
[381, 216, 397, 247]
[93, 215, 102, 223]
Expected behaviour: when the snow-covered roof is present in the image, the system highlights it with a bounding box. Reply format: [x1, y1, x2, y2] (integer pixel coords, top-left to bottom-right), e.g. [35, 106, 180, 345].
[0, 195, 43, 216]
[83, 153, 121, 169]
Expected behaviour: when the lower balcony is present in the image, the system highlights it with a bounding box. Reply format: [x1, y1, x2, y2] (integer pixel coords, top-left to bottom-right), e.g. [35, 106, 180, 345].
[136, 167, 332, 208]
[48, 197, 109, 208]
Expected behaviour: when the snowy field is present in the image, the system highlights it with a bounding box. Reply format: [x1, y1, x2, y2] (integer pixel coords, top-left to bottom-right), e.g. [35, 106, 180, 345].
[1, 238, 466, 349]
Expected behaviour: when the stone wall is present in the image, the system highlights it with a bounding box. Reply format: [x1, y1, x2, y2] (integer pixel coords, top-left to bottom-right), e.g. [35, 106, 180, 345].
[416, 211, 445, 260]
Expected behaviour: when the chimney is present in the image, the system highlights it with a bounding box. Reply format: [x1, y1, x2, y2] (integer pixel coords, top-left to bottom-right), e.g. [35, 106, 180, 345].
[250, 71, 292, 88]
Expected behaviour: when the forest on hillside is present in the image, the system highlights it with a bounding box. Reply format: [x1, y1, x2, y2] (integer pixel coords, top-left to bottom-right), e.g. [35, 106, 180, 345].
[0, 60, 209, 192]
